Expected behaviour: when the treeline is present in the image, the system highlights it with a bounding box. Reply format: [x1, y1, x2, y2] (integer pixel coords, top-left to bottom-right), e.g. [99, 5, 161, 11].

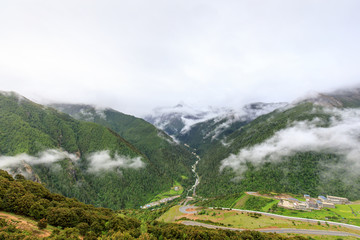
[0, 170, 306, 239]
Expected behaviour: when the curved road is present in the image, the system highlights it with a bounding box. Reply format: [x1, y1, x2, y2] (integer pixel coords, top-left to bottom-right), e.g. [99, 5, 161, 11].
[182, 221, 360, 237]
[210, 207, 360, 231]
[179, 204, 198, 214]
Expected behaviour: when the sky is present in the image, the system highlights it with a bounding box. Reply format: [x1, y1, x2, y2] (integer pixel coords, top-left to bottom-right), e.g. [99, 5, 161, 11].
[1, 0, 360, 116]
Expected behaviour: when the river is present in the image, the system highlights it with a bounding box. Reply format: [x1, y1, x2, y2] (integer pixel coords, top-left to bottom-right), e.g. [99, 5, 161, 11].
[187, 153, 201, 197]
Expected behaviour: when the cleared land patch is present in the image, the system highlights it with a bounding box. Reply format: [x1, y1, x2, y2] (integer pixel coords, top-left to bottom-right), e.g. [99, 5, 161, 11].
[0, 211, 52, 238]
[150, 181, 183, 202]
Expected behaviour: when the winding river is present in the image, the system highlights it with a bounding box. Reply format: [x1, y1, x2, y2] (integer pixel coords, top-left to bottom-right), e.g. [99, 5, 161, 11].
[187, 153, 201, 197]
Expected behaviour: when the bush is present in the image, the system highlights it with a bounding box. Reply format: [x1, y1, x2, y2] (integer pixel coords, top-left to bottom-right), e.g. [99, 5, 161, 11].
[38, 218, 47, 230]
[76, 222, 90, 236]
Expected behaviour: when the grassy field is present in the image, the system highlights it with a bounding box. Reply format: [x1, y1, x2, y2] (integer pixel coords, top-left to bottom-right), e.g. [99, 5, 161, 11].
[158, 207, 360, 236]
[150, 181, 183, 202]
[232, 194, 279, 212]
[231, 193, 360, 226]
[233, 194, 250, 209]
[275, 204, 360, 226]
[157, 205, 184, 222]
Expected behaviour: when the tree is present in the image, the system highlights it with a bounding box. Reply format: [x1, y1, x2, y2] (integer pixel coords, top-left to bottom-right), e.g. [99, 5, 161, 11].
[47, 207, 80, 228]
[29, 202, 46, 220]
[76, 222, 89, 236]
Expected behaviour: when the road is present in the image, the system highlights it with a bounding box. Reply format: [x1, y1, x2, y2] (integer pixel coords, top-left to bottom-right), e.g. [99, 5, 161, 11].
[210, 207, 360, 231]
[179, 146, 360, 236]
[179, 204, 198, 214]
[182, 221, 360, 237]
[141, 195, 180, 209]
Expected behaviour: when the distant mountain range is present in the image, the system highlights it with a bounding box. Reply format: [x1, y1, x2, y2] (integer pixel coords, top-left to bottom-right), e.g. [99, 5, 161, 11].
[145, 102, 287, 136]
[144, 88, 360, 200]
[145, 102, 288, 154]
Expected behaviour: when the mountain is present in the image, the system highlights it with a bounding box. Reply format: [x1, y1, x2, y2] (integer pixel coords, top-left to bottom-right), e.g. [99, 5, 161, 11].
[50, 103, 195, 184]
[176, 102, 288, 155]
[145, 102, 287, 156]
[2, 87, 360, 210]
[194, 89, 360, 200]
[0, 92, 193, 209]
[144, 103, 233, 137]
[300, 88, 360, 108]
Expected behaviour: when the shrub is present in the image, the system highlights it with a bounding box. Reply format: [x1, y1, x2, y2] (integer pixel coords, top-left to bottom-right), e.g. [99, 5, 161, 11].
[38, 218, 47, 230]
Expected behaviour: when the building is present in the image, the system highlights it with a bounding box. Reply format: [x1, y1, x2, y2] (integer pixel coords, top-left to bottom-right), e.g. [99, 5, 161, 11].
[307, 199, 319, 209]
[321, 201, 335, 208]
[278, 199, 297, 209]
[295, 202, 308, 210]
[278, 198, 308, 211]
[318, 196, 327, 202]
[278, 194, 348, 212]
[326, 195, 349, 204]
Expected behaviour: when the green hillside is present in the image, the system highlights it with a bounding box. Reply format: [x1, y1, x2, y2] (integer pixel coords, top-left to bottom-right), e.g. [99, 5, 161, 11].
[0, 92, 187, 208]
[0, 170, 302, 239]
[51, 104, 196, 188]
[196, 102, 360, 200]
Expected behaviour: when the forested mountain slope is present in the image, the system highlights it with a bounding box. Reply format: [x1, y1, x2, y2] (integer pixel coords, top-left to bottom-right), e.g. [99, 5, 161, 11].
[176, 102, 288, 156]
[0, 92, 189, 209]
[196, 96, 360, 200]
[50, 104, 195, 186]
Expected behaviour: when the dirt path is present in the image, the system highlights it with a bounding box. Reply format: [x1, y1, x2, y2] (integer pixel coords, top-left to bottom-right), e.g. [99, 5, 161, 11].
[0, 212, 51, 238]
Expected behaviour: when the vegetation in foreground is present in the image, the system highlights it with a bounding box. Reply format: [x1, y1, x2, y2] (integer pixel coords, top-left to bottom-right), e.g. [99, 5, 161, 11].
[0, 170, 308, 239]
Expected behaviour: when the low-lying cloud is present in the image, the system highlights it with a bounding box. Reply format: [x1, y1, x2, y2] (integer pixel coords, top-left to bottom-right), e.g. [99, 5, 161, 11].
[0, 149, 77, 170]
[205, 102, 288, 143]
[220, 108, 360, 177]
[86, 150, 145, 173]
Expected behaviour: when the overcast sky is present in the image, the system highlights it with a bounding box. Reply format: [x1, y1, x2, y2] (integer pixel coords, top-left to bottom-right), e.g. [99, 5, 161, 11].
[1, 0, 359, 116]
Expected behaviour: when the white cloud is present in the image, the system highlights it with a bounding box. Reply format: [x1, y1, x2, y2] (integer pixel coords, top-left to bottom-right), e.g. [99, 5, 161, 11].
[86, 150, 145, 173]
[0, 149, 77, 170]
[220, 108, 360, 176]
[0, 1, 359, 115]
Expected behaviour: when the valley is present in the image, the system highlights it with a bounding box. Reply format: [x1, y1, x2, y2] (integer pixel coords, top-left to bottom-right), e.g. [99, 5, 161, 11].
[2, 1, 360, 238]
[1, 88, 360, 239]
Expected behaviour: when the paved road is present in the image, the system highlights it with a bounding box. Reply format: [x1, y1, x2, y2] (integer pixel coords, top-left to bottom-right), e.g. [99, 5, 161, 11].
[210, 207, 360, 231]
[182, 221, 360, 237]
[179, 205, 198, 214]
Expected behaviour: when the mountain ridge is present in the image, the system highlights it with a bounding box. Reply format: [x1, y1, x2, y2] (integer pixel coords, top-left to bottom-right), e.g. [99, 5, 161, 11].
[0, 91, 192, 209]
